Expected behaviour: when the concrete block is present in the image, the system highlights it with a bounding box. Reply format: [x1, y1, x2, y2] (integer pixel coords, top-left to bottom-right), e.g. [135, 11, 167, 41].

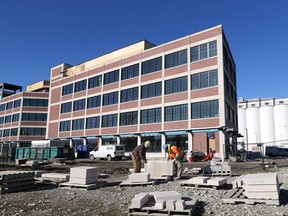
[70, 166, 98, 179]
[69, 176, 98, 185]
[41, 173, 70, 181]
[154, 199, 165, 210]
[175, 200, 186, 211]
[128, 173, 150, 182]
[206, 177, 227, 186]
[130, 193, 149, 208]
[241, 173, 278, 185]
[210, 161, 229, 166]
[144, 160, 173, 177]
[232, 175, 245, 189]
[166, 200, 176, 210]
[243, 184, 280, 192]
[187, 176, 210, 184]
[243, 191, 279, 200]
[150, 191, 181, 202]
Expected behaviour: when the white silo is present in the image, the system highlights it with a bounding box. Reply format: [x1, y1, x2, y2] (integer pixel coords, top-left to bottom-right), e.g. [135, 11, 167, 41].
[274, 104, 288, 146]
[260, 106, 275, 154]
[237, 108, 247, 149]
[246, 107, 260, 151]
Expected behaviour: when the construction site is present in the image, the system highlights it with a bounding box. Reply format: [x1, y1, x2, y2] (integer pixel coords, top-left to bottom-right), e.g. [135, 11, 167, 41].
[1, 156, 288, 216]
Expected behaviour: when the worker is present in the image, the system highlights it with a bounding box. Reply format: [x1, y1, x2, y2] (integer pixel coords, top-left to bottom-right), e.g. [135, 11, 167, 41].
[131, 141, 152, 173]
[163, 143, 184, 180]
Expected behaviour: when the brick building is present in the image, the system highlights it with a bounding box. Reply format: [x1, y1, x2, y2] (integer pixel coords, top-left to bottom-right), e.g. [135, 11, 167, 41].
[47, 25, 237, 158]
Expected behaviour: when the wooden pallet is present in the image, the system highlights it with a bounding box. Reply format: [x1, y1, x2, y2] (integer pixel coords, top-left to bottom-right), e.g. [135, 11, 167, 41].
[128, 196, 197, 216]
[222, 188, 280, 205]
[120, 180, 156, 187]
[59, 181, 106, 190]
[180, 183, 224, 190]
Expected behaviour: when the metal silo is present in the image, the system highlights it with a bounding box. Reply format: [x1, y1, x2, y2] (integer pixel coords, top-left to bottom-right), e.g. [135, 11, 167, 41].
[260, 106, 275, 154]
[237, 108, 247, 149]
[274, 104, 288, 146]
[246, 107, 260, 151]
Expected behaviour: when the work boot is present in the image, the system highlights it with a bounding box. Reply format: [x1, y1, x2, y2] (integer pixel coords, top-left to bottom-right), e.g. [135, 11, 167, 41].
[174, 176, 181, 180]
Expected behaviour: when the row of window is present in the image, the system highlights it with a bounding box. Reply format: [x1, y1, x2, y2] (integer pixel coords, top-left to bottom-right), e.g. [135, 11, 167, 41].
[0, 113, 47, 124]
[59, 100, 219, 131]
[62, 40, 217, 96]
[60, 71, 218, 113]
[0, 127, 46, 137]
[0, 99, 21, 111]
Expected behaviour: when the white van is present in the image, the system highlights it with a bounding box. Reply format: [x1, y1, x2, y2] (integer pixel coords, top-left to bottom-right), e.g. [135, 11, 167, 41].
[89, 145, 125, 161]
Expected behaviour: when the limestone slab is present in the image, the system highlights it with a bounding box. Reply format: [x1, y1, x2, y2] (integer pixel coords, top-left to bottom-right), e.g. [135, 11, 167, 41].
[206, 177, 227, 186]
[187, 176, 210, 184]
[70, 166, 98, 179]
[241, 173, 278, 185]
[69, 176, 98, 185]
[150, 191, 181, 202]
[243, 191, 279, 200]
[128, 173, 150, 183]
[130, 193, 149, 208]
[144, 160, 173, 177]
[242, 184, 280, 192]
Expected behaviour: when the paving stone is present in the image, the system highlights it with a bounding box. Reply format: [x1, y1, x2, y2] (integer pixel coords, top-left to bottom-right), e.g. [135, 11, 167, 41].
[130, 193, 149, 208]
[128, 173, 150, 182]
[150, 191, 181, 202]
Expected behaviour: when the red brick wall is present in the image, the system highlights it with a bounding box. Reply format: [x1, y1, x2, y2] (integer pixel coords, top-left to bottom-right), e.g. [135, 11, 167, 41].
[48, 122, 59, 138]
[190, 58, 217, 70]
[140, 123, 161, 132]
[165, 65, 188, 77]
[164, 121, 188, 130]
[119, 125, 138, 133]
[191, 87, 218, 99]
[164, 92, 187, 103]
[140, 97, 161, 107]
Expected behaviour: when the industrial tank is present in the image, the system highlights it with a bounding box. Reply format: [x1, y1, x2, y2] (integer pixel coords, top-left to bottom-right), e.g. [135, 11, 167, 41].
[246, 107, 260, 151]
[260, 106, 275, 154]
[274, 104, 288, 146]
[237, 108, 247, 148]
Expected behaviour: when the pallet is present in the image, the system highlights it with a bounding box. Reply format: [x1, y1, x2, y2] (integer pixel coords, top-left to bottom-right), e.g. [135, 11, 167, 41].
[180, 183, 224, 190]
[128, 196, 197, 216]
[119, 180, 156, 187]
[222, 188, 280, 205]
[59, 181, 106, 190]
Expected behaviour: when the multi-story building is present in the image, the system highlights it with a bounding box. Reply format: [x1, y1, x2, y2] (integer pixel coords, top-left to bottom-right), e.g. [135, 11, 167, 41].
[238, 97, 288, 153]
[47, 25, 237, 158]
[0, 81, 50, 161]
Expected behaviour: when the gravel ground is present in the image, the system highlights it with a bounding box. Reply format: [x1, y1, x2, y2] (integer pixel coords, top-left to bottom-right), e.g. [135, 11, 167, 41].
[1, 158, 288, 216]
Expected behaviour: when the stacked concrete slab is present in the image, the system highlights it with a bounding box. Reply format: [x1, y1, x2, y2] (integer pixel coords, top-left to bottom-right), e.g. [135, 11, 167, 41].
[232, 173, 280, 200]
[180, 176, 227, 189]
[68, 166, 98, 184]
[144, 160, 173, 178]
[0, 171, 35, 194]
[120, 172, 155, 186]
[203, 161, 231, 176]
[129, 190, 197, 214]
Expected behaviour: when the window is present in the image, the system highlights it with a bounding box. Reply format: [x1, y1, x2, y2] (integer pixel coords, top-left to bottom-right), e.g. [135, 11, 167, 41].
[0, 104, 5, 111]
[191, 69, 218, 90]
[21, 113, 47, 121]
[103, 92, 118, 106]
[4, 115, 12, 123]
[87, 95, 101, 109]
[6, 102, 13, 110]
[121, 87, 138, 103]
[88, 75, 102, 89]
[73, 99, 86, 111]
[141, 82, 162, 99]
[104, 69, 119, 85]
[20, 127, 46, 136]
[11, 128, 18, 136]
[86, 116, 100, 129]
[120, 111, 138, 126]
[141, 57, 162, 75]
[74, 80, 87, 93]
[72, 118, 84, 130]
[121, 64, 139, 80]
[140, 108, 161, 124]
[191, 99, 219, 119]
[61, 102, 72, 113]
[3, 129, 10, 137]
[62, 83, 73, 95]
[23, 98, 48, 107]
[12, 113, 20, 122]
[102, 114, 117, 127]
[165, 76, 187, 95]
[165, 104, 188, 122]
[190, 40, 217, 62]
[0, 116, 4, 124]
[59, 120, 71, 131]
[13, 99, 21, 108]
[165, 49, 187, 69]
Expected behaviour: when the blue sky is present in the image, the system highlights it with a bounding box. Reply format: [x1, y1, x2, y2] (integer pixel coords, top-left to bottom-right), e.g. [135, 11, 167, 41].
[0, 0, 287, 99]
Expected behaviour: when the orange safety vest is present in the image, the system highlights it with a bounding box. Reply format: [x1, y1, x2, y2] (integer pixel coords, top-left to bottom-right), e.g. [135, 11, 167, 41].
[168, 145, 183, 160]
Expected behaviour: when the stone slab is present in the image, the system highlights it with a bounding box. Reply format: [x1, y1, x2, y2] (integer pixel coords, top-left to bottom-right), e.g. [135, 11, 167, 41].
[154, 199, 165, 210]
[166, 199, 176, 210]
[69, 176, 98, 185]
[41, 173, 70, 181]
[175, 200, 186, 211]
[242, 184, 280, 192]
[144, 160, 173, 177]
[232, 175, 245, 189]
[187, 176, 210, 184]
[128, 173, 150, 183]
[70, 166, 98, 179]
[241, 173, 278, 185]
[206, 177, 227, 186]
[150, 191, 181, 202]
[130, 192, 149, 208]
[243, 191, 279, 200]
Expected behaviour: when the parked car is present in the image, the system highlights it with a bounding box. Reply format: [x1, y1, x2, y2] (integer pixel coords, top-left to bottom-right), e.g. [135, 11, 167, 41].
[89, 145, 125, 161]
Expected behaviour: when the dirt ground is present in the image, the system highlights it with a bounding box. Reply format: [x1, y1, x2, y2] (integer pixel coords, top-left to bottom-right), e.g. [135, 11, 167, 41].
[0, 157, 287, 216]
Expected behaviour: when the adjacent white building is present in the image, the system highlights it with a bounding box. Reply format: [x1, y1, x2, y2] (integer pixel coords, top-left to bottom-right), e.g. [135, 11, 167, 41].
[237, 98, 288, 154]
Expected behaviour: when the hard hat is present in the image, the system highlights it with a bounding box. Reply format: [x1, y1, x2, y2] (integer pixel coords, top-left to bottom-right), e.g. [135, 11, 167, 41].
[144, 141, 151, 148]
[163, 143, 168, 150]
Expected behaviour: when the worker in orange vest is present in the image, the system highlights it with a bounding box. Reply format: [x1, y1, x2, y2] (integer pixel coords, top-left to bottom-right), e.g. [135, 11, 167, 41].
[163, 144, 184, 180]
